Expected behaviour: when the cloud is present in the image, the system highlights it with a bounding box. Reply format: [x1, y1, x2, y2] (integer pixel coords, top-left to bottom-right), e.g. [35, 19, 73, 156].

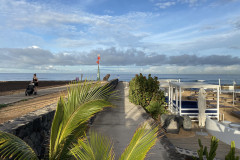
[142, 27, 240, 56]
[155, 2, 176, 8]
[142, 64, 240, 74]
[1, 0, 240, 75]
[28, 46, 40, 49]
[209, 0, 240, 7]
[232, 17, 240, 29]
[199, 25, 217, 31]
[1, 0, 240, 56]
[154, 0, 202, 8]
[179, 0, 200, 6]
[0, 0, 157, 50]
[168, 54, 240, 66]
[1, 47, 240, 70]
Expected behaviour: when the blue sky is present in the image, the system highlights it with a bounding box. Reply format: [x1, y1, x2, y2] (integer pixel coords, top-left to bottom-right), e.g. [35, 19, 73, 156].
[1, 0, 240, 74]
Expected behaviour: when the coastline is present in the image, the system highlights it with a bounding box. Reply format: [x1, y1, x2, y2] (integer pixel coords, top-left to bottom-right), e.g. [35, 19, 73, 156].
[1, 73, 240, 85]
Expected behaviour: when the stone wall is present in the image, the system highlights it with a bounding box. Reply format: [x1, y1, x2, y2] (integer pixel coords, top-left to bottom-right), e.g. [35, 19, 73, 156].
[108, 78, 119, 91]
[0, 79, 119, 159]
[0, 103, 56, 158]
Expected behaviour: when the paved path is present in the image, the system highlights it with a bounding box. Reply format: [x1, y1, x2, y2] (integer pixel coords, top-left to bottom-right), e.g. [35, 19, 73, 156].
[0, 85, 68, 105]
[92, 82, 180, 159]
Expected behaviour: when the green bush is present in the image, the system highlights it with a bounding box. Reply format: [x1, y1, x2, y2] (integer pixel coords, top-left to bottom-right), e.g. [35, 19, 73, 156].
[146, 101, 168, 119]
[129, 73, 166, 119]
[0, 104, 8, 109]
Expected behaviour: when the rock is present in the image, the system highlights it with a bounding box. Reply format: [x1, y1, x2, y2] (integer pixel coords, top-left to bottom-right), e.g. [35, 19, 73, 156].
[183, 115, 192, 130]
[160, 114, 169, 125]
[166, 118, 179, 133]
[160, 114, 185, 134]
[16, 126, 28, 138]
[30, 132, 37, 142]
[33, 118, 41, 132]
[162, 115, 182, 134]
[103, 74, 110, 81]
[23, 137, 34, 148]
[176, 115, 184, 127]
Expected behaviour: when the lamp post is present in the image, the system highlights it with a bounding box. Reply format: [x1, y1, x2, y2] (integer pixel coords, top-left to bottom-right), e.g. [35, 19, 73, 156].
[96, 54, 100, 81]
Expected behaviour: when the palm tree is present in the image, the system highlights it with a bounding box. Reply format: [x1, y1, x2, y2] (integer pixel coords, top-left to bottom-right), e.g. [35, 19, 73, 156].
[71, 124, 158, 160]
[0, 82, 158, 160]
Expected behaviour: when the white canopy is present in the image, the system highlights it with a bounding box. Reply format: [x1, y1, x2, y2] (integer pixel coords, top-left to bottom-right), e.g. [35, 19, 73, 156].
[168, 82, 220, 121]
[169, 82, 219, 89]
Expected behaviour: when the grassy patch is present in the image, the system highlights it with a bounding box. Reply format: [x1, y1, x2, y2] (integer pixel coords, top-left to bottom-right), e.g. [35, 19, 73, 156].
[0, 104, 8, 109]
[20, 99, 28, 102]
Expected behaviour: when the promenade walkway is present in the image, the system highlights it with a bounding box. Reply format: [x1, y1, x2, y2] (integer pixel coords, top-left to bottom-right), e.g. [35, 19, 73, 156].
[91, 82, 182, 159]
[0, 85, 68, 105]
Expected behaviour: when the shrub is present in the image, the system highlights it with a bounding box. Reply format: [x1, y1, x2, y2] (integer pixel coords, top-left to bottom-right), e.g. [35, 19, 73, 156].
[225, 141, 239, 160]
[195, 137, 240, 160]
[129, 73, 166, 118]
[0, 104, 8, 109]
[146, 101, 168, 119]
[194, 136, 219, 160]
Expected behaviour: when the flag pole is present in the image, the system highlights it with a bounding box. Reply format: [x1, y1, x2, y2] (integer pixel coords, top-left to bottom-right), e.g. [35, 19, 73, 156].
[97, 54, 101, 81]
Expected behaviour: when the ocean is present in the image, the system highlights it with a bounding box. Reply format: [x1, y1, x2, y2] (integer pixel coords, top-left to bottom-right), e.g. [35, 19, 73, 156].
[0, 73, 240, 85]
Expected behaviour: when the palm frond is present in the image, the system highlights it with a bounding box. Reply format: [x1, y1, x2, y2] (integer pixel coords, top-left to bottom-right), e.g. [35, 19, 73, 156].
[70, 130, 115, 160]
[119, 123, 158, 160]
[60, 99, 112, 142]
[49, 82, 114, 159]
[49, 96, 65, 159]
[0, 131, 38, 160]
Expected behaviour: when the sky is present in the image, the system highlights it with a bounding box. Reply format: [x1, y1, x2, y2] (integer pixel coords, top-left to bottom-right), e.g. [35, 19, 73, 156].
[1, 0, 240, 74]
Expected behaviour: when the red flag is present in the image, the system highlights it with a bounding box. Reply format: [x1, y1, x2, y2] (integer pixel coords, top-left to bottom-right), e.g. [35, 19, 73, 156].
[96, 61, 99, 64]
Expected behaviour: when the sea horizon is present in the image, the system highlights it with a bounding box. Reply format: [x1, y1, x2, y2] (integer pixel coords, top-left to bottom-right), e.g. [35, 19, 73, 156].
[1, 73, 240, 85]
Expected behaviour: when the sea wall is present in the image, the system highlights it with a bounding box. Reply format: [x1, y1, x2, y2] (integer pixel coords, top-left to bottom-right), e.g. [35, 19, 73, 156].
[0, 79, 119, 159]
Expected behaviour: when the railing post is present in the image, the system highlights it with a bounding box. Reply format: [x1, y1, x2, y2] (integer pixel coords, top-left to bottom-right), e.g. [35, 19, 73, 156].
[168, 82, 171, 112]
[179, 87, 182, 116]
[171, 86, 174, 113]
[217, 87, 219, 121]
[176, 86, 178, 114]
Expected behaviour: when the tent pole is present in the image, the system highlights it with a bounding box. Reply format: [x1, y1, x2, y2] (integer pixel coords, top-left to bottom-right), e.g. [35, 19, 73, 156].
[179, 87, 182, 116]
[217, 87, 220, 121]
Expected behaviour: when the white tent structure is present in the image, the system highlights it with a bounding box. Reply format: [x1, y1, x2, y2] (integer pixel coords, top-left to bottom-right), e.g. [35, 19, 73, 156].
[168, 82, 220, 121]
[158, 79, 180, 87]
[158, 79, 180, 97]
[218, 80, 239, 106]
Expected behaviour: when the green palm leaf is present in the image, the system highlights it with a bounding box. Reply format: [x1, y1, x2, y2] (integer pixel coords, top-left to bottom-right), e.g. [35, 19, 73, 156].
[70, 130, 115, 160]
[0, 131, 38, 160]
[49, 82, 114, 160]
[119, 123, 158, 160]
